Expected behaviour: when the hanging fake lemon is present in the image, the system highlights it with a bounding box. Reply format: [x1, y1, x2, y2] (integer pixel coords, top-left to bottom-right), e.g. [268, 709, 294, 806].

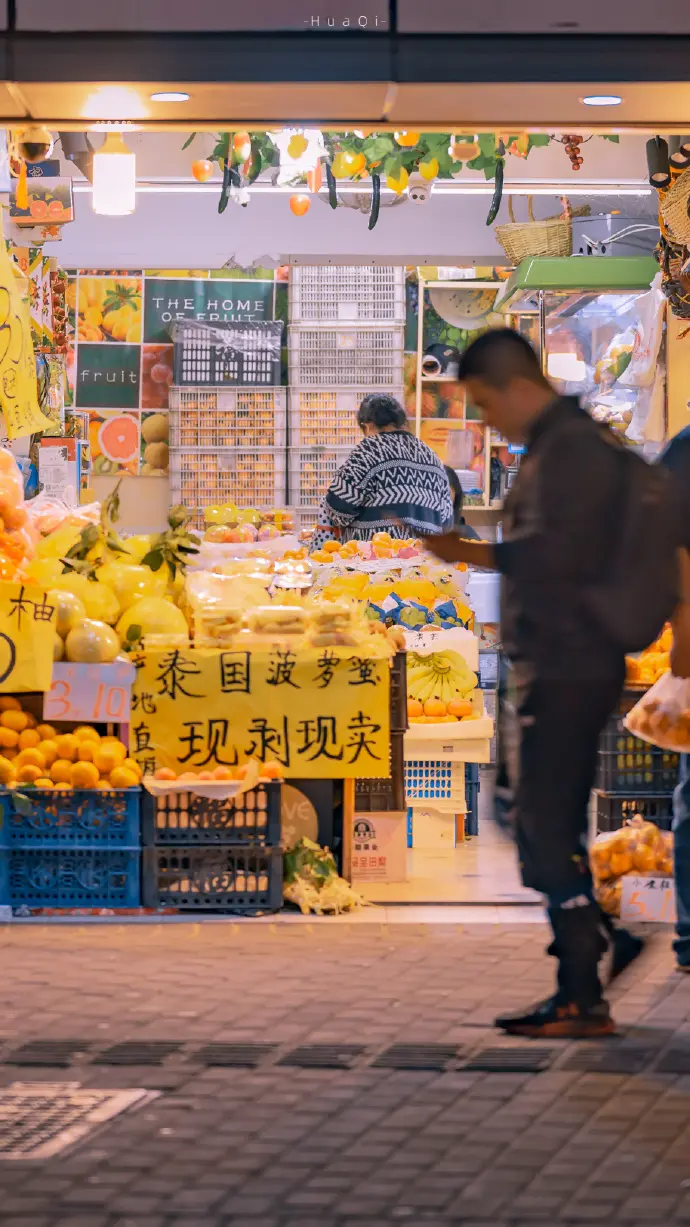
[287, 133, 309, 159]
[419, 157, 439, 181]
[289, 194, 310, 216]
[386, 167, 409, 195]
[395, 131, 420, 147]
[331, 151, 362, 179]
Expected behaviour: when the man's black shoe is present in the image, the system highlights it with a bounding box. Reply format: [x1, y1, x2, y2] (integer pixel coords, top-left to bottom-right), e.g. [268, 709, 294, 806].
[495, 994, 616, 1038]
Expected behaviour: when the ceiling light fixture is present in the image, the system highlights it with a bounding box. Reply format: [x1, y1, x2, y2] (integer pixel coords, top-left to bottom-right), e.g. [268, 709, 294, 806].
[92, 132, 136, 215]
[582, 94, 623, 106]
[150, 91, 190, 102]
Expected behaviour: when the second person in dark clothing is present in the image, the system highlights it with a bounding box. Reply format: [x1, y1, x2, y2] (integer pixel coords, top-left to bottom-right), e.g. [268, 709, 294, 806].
[426, 329, 641, 1038]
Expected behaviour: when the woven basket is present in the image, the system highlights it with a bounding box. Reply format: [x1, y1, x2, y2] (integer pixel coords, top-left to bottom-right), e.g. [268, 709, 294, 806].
[495, 196, 573, 264]
[660, 168, 690, 246]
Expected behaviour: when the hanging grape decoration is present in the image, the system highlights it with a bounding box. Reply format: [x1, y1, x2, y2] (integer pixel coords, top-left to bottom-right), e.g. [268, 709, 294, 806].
[555, 134, 593, 172]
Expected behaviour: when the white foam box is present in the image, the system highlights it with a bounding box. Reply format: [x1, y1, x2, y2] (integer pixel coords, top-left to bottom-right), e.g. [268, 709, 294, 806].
[351, 810, 407, 884]
[410, 807, 458, 850]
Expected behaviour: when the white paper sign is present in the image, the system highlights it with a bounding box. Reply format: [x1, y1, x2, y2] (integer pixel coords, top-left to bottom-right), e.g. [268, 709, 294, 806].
[620, 875, 676, 924]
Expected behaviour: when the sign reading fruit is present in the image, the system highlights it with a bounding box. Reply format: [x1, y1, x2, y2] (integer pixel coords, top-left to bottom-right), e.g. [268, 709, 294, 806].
[75, 344, 140, 410]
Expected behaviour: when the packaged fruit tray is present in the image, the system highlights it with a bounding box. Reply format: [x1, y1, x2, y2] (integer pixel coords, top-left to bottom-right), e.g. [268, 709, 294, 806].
[141, 782, 281, 846]
[288, 326, 405, 387]
[1, 847, 141, 908]
[142, 844, 283, 912]
[169, 387, 287, 449]
[288, 447, 354, 507]
[288, 389, 402, 447]
[289, 266, 406, 324]
[0, 788, 140, 847]
[171, 448, 286, 528]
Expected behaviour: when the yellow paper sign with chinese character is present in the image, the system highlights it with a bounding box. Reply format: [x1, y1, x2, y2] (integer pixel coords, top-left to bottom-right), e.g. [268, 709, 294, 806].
[0, 212, 52, 439]
[130, 647, 391, 779]
[0, 580, 56, 692]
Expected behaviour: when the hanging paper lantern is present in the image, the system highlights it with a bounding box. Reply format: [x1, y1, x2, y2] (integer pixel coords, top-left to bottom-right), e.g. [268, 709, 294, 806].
[289, 194, 310, 216]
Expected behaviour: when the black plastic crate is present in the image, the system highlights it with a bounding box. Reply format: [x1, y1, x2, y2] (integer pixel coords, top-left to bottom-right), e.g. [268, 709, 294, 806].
[142, 844, 283, 912]
[172, 320, 283, 387]
[597, 688, 679, 792]
[355, 731, 405, 812]
[594, 790, 674, 833]
[390, 653, 408, 734]
[141, 783, 281, 846]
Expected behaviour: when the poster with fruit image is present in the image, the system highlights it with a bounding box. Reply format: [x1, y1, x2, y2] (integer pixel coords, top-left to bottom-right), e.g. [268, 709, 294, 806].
[141, 344, 173, 410]
[10, 178, 74, 226]
[140, 412, 169, 477]
[72, 276, 142, 344]
[90, 411, 140, 477]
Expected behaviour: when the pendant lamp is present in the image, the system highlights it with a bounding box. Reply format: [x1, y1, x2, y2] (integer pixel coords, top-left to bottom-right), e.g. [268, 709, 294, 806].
[92, 132, 136, 215]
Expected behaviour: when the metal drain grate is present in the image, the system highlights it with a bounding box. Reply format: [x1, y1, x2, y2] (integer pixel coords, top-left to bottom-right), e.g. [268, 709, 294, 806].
[0, 1083, 155, 1160]
[562, 1045, 655, 1074]
[95, 1042, 183, 1066]
[6, 1040, 93, 1067]
[278, 1044, 365, 1070]
[195, 1043, 278, 1068]
[463, 1047, 556, 1073]
[372, 1044, 460, 1071]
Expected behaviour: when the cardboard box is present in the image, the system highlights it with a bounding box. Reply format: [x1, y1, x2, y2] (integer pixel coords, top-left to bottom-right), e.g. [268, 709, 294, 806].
[351, 810, 407, 884]
[410, 807, 458, 850]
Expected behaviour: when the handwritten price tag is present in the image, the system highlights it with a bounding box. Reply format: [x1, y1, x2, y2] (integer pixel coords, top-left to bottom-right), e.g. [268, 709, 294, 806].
[44, 662, 135, 724]
[620, 875, 677, 924]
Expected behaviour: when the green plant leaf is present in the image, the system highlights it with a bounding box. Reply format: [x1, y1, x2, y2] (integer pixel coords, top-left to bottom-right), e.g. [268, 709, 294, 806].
[478, 132, 496, 158]
[528, 133, 551, 147]
[126, 623, 142, 643]
[141, 548, 164, 572]
[602, 134, 620, 142]
[181, 132, 197, 151]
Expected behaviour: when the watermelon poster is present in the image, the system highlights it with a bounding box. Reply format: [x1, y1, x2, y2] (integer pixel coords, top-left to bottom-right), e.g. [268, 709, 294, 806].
[66, 268, 286, 478]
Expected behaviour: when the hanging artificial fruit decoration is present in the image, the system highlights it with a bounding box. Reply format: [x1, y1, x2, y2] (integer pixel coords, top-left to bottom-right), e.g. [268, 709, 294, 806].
[289, 194, 310, 216]
[395, 131, 420, 147]
[287, 133, 309, 159]
[191, 158, 213, 182]
[386, 166, 409, 195]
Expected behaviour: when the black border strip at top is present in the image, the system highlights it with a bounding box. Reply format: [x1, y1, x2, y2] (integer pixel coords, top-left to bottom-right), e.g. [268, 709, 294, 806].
[1, 32, 690, 84]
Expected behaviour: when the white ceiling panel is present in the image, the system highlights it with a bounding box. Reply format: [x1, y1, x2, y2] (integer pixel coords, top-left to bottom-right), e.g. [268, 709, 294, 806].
[397, 0, 690, 33]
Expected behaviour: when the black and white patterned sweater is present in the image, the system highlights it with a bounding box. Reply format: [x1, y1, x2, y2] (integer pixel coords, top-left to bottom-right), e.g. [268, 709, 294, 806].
[319, 429, 454, 542]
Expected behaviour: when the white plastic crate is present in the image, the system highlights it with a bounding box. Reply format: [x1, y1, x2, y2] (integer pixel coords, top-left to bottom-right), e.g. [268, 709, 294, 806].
[290, 506, 328, 533]
[404, 760, 466, 808]
[289, 266, 406, 324]
[288, 326, 405, 387]
[171, 448, 286, 528]
[288, 388, 404, 447]
[288, 446, 353, 507]
[169, 387, 286, 449]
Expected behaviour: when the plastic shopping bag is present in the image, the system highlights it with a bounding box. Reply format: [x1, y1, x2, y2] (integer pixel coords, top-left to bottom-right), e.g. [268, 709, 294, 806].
[590, 815, 673, 916]
[625, 671, 690, 752]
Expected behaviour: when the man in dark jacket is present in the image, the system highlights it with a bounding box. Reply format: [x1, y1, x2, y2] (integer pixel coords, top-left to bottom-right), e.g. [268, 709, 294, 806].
[427, 329, 640, 1038]
[659, 427, 690, 972]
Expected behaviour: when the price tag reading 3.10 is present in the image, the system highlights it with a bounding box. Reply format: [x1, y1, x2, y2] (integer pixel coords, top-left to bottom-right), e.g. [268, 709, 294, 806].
[44, 662, 135, 724]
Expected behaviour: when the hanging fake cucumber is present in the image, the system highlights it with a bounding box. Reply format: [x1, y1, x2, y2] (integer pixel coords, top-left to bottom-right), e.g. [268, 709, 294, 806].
[485, 157, 504, 226]
[218, 132, 232, 213]
[368, 173, 381, 230]
[326, 161, 338, 209]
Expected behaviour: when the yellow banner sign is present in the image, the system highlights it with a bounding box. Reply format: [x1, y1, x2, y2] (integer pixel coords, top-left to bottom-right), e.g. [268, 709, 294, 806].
[130, 647, 391, 779]
[0, 580, 56, 692]
[0, 213, 53, 439]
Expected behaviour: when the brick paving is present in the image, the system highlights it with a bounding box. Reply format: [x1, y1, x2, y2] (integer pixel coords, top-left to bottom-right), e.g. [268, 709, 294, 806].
[1, 918, 690, 1225]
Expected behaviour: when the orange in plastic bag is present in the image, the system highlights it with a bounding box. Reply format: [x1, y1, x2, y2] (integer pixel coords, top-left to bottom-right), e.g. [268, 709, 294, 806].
[626, 672, 690, 752]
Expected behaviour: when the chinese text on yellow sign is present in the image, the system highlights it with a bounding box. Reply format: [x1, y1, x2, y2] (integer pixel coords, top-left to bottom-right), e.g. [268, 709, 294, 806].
[0, 581, 56, 692]
[130, 648, 391, 779]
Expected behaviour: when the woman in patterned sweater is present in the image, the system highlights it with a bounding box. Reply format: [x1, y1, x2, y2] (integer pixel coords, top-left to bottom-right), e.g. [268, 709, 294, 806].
[318, 393, 453, 543]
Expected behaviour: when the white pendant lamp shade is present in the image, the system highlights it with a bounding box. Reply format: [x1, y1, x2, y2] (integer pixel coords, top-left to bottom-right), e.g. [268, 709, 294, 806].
[92, 132, 136, 215]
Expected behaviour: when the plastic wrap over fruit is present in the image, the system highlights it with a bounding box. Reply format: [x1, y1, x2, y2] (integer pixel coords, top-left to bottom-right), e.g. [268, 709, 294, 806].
[625, 672, 690, 752]
[590, 815, 674, 916]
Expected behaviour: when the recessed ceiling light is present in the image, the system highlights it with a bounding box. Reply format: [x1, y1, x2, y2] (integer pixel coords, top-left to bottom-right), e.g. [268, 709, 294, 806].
[150, 91, 190, 102]
[582, 94, 622, 106]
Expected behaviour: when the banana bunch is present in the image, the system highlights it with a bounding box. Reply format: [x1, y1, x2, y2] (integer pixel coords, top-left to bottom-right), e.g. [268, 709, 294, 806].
[407, 651, 477, 704]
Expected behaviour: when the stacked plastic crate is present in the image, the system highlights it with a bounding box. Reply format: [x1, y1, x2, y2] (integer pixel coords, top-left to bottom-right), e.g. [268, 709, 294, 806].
[169, 320, 286, 532]
[593, 690, 679, 833]
[288, 266, 406, 529]
[141, 783, 283, 913]
[0, 789, 141, 911]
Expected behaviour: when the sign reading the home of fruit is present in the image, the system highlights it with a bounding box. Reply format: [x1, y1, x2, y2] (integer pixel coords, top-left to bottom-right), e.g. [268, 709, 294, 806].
[620, 875, 677, 924]
[44, 660, 136, 723]
[143, 278, 273, 343]
[0, 581, 56, 692]
[130, 647, 390, 779]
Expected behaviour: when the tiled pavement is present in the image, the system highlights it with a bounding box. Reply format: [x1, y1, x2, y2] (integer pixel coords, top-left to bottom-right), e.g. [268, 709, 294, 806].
[2, 918, 690, 1225]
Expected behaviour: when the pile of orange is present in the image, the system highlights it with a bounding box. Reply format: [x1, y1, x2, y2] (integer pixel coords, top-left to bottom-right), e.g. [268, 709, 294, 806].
[0, 697, 141, 791]
[154, 760, 283, 783]
[407, 697, 475, 724]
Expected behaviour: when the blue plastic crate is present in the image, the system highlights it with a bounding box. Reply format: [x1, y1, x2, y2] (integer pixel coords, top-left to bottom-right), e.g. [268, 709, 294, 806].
[404, 760, 464, 803]
[4, 847, 141, 908]
[0, 789, 141, 848]
[407, 765, 480, 846]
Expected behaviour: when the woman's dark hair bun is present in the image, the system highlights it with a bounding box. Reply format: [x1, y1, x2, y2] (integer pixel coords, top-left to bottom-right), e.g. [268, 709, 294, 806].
[357, 393, 407, 430]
